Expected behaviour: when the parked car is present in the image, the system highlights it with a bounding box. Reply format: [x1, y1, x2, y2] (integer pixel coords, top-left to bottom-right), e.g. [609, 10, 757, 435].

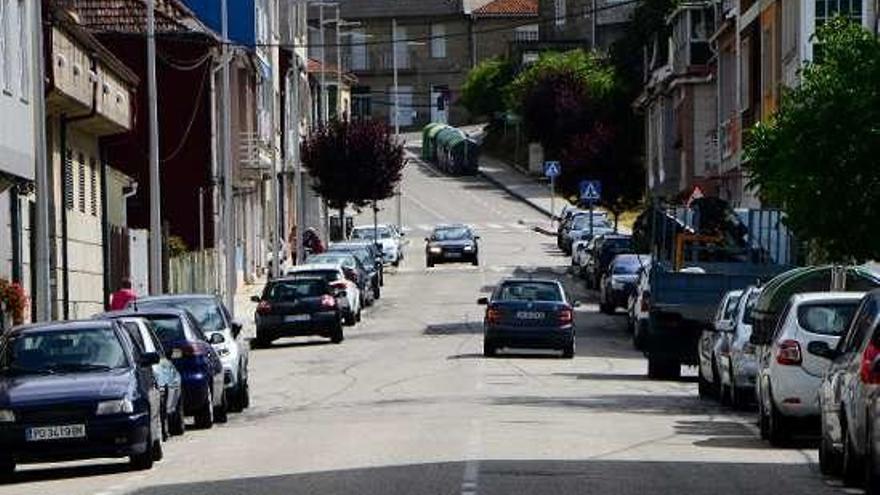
[561, 214, 613, 255]
[697, 289, 743, 399]
[571, 237, 595, 274]
[0, 320, 164, 473]
[479, 279, 578, 358]
[425, 224, 480, 267]
[583, 234, 633, 289]
[287, 263, 362, 326]
[351, 224, 405, 266]
[253, 276, 346, 347]
[108, 316, 185, 439]
[718, 286, 763, 408]
[756, 292, 863, 447]
[326, 242, 382, 299]
[134, 295, 250, 412]
[816, 290, 880, 484]
[333, 240, 385, 287]
[599, 254, 651, 314]
[628, 262, 653, 345]
[96, 308, 227, 429]
[307, 252, 375, 307]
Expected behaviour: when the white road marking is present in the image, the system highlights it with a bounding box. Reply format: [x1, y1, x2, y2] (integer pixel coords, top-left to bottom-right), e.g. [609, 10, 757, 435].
[486, 223, 504, 229]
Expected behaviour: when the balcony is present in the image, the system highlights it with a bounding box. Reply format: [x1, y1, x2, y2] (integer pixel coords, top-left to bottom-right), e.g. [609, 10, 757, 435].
[238, 132, 274, 181]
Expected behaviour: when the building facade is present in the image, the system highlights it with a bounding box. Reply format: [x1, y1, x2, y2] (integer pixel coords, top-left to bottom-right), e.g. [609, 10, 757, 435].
[538, 0, 637, 50]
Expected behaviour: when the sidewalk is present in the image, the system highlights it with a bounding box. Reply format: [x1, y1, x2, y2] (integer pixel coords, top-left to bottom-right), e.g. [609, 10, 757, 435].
[478, 154, 566, 220]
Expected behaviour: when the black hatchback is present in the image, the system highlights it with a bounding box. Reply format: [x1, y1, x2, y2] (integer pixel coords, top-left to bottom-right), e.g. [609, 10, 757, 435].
[426, 225, 480, 267]
[479, 279, 578, 358]
[253, 277, 346, 347]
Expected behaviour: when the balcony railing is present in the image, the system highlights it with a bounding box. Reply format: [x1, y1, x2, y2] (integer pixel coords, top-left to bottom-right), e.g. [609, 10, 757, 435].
[239, 132, 273, 172]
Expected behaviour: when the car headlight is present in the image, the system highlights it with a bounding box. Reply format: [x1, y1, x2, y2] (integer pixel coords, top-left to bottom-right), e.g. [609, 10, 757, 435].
[611, 279, 625, 290]
[429, 246, 442, 253]
[96, 398, 135, 416]
[217, 347, 231, 357]
[463, 245, 474, 252]
[0, 410, 15, 423]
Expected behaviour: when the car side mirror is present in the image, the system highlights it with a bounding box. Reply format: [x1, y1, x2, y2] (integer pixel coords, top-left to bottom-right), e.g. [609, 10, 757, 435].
[424, 237, 430, 242]
[140, 352, 160, 367]
[230, 320, 243, 338]
[251, 295, 261, 303]
[477, 297, 489, 305]
[208, 333, 226, 345]
[337, 290, 348, 298]
[807, 341, 837, 360]
[474, 235, 481, 240]
[572, 301, 582, 308]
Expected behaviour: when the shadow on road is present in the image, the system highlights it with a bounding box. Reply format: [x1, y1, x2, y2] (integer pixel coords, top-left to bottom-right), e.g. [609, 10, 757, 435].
[122, 459, 836, 495]
[249, 339, 335, 351]
[0, 462, 130, 485]
[424, 322, 482, 335]
[491, 393, 720, 416]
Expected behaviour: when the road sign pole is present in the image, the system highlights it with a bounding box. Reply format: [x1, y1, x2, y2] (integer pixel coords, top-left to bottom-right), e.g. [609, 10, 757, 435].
[589, 201, 594, 236]
[550, 176, 555, 227]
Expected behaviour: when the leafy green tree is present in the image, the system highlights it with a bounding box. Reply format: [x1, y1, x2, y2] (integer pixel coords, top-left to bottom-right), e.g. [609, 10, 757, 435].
[460, 57, 516, 119]
[302, 120, 406, 226]
[745, 18, 880, 262]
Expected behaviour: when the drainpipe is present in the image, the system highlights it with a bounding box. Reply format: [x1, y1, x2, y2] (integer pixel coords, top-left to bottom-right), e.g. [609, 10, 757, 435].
[10, 183, 21, 284]
[59, 53, 99, 319]
[99, 147, 110, 309]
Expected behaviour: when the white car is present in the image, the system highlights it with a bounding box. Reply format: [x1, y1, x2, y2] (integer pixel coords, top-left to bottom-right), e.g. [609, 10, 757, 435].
[629, 263, 652, 350]
[351, 224, 404, 266]
[697, 289, 743, 399]
[287, 264, 362, 325]
[756, 291, 865, 445]
[718, 286, 762, 408]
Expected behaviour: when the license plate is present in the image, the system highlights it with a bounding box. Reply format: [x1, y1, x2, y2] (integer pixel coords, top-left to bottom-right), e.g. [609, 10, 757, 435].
[26, 424, 86, 442]
[285, 315, 311, 323]
[516, 311, 545, 320]
[445, 252, 462, 258]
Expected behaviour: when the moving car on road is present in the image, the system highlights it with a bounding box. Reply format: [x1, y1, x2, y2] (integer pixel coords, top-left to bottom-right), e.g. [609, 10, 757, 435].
[351, 224, 405, 266]
[287, 264, 362, 326]
[253, 276, 346, 347]
[97, 308, 228, 429]
[697, 289, 743, 399]
[133, 295, 250, 413]
[599, 254, 651, 314]
[757, 292, 863, 446]
[479, 279, 578, 358]
[426, 224, 480, 267]
[0, 320, 164, 474]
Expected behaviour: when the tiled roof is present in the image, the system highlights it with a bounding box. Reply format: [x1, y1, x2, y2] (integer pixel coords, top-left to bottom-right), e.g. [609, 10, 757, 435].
[307, 59, 357, 84]
[473, 0, 538, 17]
[53, 0, 197, 34]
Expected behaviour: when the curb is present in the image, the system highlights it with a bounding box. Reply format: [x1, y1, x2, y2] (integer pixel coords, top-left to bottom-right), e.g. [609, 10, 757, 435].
[478, 169, 556, 220]
[532, 225, 556, 237]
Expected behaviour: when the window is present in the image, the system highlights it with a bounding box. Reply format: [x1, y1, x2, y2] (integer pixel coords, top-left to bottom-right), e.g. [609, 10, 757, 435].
[349, 28, 367, 70]
[842, 298, 877, 353]
[17, 0, 27, 99]
[797, 302, 860, 336]
[782, 0, 799, 57]
[90, 158, 98, 216]
[64, 149, 74, 210]
[815, 0, 863, 27]
[740, 37, 750, 111]
[514, 25, 539, 42]
[0, 0, 8, 91]
[430, 23, 446, 58]
[555, 0, 567, 27]
[77, 153, 86, 213]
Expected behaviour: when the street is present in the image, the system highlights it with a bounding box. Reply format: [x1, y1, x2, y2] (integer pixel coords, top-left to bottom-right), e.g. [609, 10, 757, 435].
[0, 155, 839, 495]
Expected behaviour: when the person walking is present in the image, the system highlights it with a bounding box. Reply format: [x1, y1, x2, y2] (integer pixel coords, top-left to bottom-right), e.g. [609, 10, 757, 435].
[109, 278, 137, 310]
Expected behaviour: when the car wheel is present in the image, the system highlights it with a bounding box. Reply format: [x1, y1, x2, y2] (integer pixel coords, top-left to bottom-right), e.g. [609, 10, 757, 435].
[392, 258, 400, 267]
[843, 421, 864, 487]
[214, 389, 229, 424]
[697, 371, 713, 400]
[820, 421, 842, 476]
[344, 310, 357, 327]
[241, 378, 251, 409]
[0, 456, 15, 477]
[229, 381, 244, 413]
[129, 431, 156, 470]
[330, 323, 345, 344]
[471, 257, 479, 267]
[767, 396, 790, 447]
[254, 330, 274, 349]
[373, 284, 381, 300]
[194, 387, 214, 429]
[561, 341, 575, 359]
[730, 371, 748, 410]
[647, 357, 680, 380]
[483, 341, 497, 358]
[427, 259, 434, 268]
[356, 307, 362, 322]
[169, 395, 185, 437]
[599, 303, 615, 315]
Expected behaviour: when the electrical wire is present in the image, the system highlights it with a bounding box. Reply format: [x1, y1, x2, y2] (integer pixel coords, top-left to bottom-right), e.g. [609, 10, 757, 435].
[161, 61, 212, 163]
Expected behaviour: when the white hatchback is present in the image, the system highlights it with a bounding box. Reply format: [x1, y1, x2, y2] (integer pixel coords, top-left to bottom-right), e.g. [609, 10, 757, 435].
[757, 291, 865, 443]
[286, 264, 362, 326]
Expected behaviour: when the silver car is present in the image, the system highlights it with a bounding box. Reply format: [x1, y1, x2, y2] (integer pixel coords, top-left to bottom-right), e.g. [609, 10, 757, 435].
[719, 286, 762, 408]
[697, 289, 743, 399]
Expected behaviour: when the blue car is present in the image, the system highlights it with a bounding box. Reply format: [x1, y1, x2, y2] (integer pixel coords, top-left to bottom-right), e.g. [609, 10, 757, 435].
[98, 308, 227, 429]
[478, 279, 579, 358]
[0, 320, 164, 474]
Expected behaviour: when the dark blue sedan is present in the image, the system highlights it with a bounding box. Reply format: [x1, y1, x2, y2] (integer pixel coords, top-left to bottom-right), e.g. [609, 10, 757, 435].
[98, 308, 227, 429]
[0, 320, 163, 474]
[479, 279, 578, 358]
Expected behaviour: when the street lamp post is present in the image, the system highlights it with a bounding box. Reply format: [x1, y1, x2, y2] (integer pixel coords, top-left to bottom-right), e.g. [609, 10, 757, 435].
[147, 0, 162, 295]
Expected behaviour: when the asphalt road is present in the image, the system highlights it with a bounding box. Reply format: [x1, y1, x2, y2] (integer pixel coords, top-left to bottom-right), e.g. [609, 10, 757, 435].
[0, 153, 843, 495]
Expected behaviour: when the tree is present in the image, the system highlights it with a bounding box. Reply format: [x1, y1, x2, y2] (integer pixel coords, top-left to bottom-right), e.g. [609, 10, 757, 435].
[460, 57, 516, 119]
[302, 120, 406, 229]
[745, 18, 880, 263]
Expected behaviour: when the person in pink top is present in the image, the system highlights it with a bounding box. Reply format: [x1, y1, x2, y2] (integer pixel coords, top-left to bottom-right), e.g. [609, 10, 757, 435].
[109, 278, 137, 311]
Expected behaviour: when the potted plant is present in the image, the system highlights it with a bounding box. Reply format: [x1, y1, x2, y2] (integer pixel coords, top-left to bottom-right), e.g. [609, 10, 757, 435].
[0, 279, 28, 328]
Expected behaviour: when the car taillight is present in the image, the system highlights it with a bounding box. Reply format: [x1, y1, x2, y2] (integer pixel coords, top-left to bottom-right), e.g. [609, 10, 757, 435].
[321, 294, 337, 308]
[860, 340, 880, 384]
[257, 301, 272, 314]
[486, 307, 501, 325]
[641, 293, 651, 312]
[172, 343, 205, 359]
[558, 307, 573, 325]
[331, 281, 348, 290]
[776, 339, 802, 366]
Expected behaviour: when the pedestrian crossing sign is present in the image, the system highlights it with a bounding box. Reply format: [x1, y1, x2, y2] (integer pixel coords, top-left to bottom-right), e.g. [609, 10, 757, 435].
[543, 161, 561, 178]
[580, 180, 601, 202]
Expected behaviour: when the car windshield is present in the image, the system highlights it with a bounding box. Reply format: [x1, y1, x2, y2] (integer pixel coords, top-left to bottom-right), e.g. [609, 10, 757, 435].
[139, 299, 225, 333]
[265, 279, 328, 301]
[328, 247, 371, 266]
[433, 228, 471, 241]
[309, 254, 353, 266]
[723, 294, 743, 321]
[797, 302, 860, 336]
[1, 327, 128, 375]
[496, 282, 563, 302]
[742, 291, 761, 325]
[612, 257, 641, 275]
[352, 227, 392, 240]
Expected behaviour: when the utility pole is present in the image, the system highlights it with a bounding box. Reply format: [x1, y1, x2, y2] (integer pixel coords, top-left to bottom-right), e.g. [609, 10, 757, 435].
[147, 0, 162, 295]
[221, 0, 236, 314]
[31, 0, 51, 321]
[319, 4, 327, 124]
[294, 3, 305, 264]
[392, 18, 402, 229]
[335, 6, 342, 119]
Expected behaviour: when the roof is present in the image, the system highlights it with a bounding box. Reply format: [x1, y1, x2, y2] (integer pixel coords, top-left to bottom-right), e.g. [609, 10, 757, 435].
[307, 59, 357, 85]
[287, 264, 344, 272]
[51, 6, 140, 85]
[790, 292, 868, 304]
[499, 278, 563, 285]
[54, 0, 213, 36]
[473, 0, 538, 17]
[10, 319, 115, 335]
[137, 294, 218, 303]
[97, 308, 193, 319]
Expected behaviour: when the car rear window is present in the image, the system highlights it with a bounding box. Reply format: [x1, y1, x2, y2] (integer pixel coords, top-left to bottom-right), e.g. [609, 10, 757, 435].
[292, 270, 340, 283]
[496, 282, 563, 302]
[797, 302, 860, 336]
[139, 299, 226, 333]
[612, 257, 643, 274]
[265, 279, 328, 301]
[143, 316, 187, 343]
